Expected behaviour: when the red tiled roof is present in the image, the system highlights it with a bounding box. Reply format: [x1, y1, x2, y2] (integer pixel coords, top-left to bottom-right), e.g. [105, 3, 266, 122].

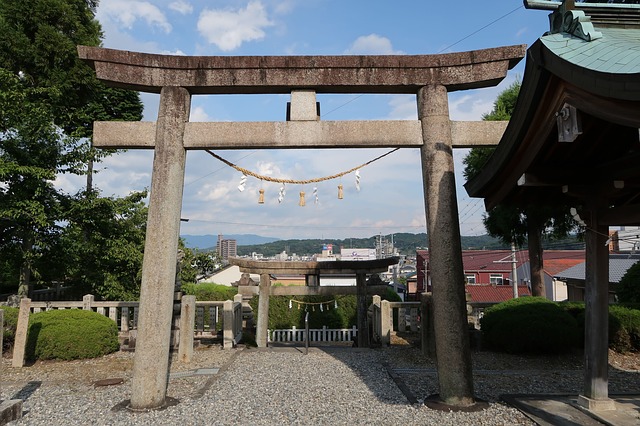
[543, 258, 584, 276]
[466, 284, 531, 303]
[417, 249, 585, 276]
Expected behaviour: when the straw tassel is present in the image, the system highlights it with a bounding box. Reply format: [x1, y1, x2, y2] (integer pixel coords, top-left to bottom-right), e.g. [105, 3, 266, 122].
[338, 184, 344, 199]
[258, 189, 265, 204]
[299, 191, 306, 206]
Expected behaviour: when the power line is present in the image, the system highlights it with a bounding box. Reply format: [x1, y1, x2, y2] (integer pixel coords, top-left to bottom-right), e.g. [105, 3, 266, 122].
[437, 5, 524, 53]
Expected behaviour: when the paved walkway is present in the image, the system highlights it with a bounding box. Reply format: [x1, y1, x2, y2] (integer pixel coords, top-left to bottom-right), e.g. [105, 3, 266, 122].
[502, 394, 640, 426]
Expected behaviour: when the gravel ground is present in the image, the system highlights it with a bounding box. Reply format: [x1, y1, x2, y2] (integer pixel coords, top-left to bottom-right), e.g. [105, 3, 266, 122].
[1, 343, 639, 425]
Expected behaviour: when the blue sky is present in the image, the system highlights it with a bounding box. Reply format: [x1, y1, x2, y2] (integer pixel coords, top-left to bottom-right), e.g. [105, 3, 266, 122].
[57, 1, 553, 241]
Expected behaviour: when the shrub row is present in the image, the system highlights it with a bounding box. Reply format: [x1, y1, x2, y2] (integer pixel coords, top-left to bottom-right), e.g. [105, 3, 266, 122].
[480, 297, 640, 354]
[2, 307, 119, 361]
[182, 282, 237, 301]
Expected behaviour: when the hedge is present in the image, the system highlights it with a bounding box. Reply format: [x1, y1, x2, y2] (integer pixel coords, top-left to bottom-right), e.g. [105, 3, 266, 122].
[182, 282, 238, 301]
[1, 306, 19, 353]
[25, 309, 120, 361]
[480, 296, 580, 354]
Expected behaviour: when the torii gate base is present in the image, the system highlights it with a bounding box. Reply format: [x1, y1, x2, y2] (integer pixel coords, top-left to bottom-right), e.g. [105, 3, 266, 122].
[79, 45, 525, 410]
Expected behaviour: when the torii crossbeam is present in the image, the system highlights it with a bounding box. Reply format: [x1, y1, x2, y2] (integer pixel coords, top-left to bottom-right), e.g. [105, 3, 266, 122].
[79, 44, 525, 410]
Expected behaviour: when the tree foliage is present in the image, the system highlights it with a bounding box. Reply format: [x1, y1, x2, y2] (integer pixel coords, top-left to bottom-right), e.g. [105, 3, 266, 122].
[617, 262, 640, 305]
[57, 191, 148, 300]
[0, 0, 144, 299]
[463, 81, 578, 296]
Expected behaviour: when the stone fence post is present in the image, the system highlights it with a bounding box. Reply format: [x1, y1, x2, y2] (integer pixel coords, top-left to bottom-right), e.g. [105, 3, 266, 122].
[223, 300, 234, 349]
[0, 307, 23, 422]
[82, 294, 95, 310]
[12, 298, 31, 368]
[380, 300, 392, 346]
[178, 295, 196, 363]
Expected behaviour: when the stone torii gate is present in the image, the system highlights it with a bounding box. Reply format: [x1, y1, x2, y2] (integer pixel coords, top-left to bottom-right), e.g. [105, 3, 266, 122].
[78, 44, 525, 410]
[229, 256, 400, 348]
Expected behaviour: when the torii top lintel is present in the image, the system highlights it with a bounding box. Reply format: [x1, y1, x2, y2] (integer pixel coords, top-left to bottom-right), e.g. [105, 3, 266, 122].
[77, 45, 525, 95]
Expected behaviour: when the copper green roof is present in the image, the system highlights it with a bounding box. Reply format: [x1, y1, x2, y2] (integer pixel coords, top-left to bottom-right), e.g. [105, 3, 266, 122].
[464, 23, 640, 218]
[541, 28, 640, 74]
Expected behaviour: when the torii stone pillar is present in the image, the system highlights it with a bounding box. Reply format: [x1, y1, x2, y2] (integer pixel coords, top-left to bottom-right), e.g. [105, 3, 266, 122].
[355, 272, 369, 347]
[130, 87, 190, 410]
[418, 85, 474, 407]
[256, 273, 271, 348]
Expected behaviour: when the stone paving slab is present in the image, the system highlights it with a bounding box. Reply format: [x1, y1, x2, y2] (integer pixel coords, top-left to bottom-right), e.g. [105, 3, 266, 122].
[502, 394, 640, 426]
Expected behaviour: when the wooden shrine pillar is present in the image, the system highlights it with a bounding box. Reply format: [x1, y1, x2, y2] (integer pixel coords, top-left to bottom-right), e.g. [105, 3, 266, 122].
[417, 85, 475, 407]
[130, 87, 190, 410]
[578, 201, 615, 411]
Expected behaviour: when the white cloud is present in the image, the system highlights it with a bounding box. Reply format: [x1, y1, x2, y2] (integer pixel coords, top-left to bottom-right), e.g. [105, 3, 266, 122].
[99, 1, 172, 33]
[345, 34, 402, 55]
[197, 1, 274, 51]
[161, 49, 187, 56]
[169, 0, 193, 15]
[198, 183, 231, 202]
[386, 95, 417, 120]
[190, 106, 211, 122]
[273, 0, 296, 15]
[448, 94, 493, 121]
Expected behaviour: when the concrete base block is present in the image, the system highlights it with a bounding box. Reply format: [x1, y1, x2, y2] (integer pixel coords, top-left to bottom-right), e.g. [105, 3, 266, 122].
[0, 399, 23, 425]
[577, 395, 617, 411]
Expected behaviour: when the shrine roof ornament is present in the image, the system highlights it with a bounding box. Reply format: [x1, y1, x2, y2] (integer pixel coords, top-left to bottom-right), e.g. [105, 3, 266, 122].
[524, 1, 640, 29]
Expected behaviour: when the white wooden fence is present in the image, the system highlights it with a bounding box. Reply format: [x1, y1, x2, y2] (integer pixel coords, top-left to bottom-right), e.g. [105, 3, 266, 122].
[269, 325, 358, 343]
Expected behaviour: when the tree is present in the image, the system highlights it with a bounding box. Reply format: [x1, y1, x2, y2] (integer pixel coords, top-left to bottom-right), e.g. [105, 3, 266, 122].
[0, 0, 143, 297]
[617, 262, 640, 305]
[55, 191, 148, 301]
[0, 70, 82, 296]
[463, 81, 578, 297]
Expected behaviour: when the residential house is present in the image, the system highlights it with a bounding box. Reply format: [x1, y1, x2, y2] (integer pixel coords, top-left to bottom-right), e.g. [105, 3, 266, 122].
[416, 249, 585, 302]
[516, 251, 585, 301]
[553, 254, 640, 302]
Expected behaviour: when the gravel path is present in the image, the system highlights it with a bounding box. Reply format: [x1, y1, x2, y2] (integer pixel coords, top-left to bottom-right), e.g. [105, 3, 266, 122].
[1, 345, 639, 425]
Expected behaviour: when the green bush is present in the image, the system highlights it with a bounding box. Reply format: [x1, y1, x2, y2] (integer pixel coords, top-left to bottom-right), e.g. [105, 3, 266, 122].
[182, 282, 237, 301]
[480, 297, 580, 354]
[617, 262, 640, 304]
[608, 305, 640, 353]
[26, 309, 119, 361]
[1, 306, 20, 353]
[560, 302, 640, 353]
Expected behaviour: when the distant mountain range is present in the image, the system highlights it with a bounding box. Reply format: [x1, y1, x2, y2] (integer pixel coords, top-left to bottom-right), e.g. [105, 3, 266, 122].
[181, 234, 280, 249]
[181, 232, 584, 255]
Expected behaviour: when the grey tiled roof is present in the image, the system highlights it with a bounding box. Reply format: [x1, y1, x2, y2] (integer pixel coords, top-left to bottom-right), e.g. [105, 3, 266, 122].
[541, 28, 640, 74]
[554, 258, 639, 283]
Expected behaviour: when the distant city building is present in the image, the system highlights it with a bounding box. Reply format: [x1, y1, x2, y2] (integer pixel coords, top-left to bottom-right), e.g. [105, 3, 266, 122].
[340, 248, 377, 261]
[609, 227, 640, 253]
[216, 234, 237, 261]
[317, 244, 337, 262]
